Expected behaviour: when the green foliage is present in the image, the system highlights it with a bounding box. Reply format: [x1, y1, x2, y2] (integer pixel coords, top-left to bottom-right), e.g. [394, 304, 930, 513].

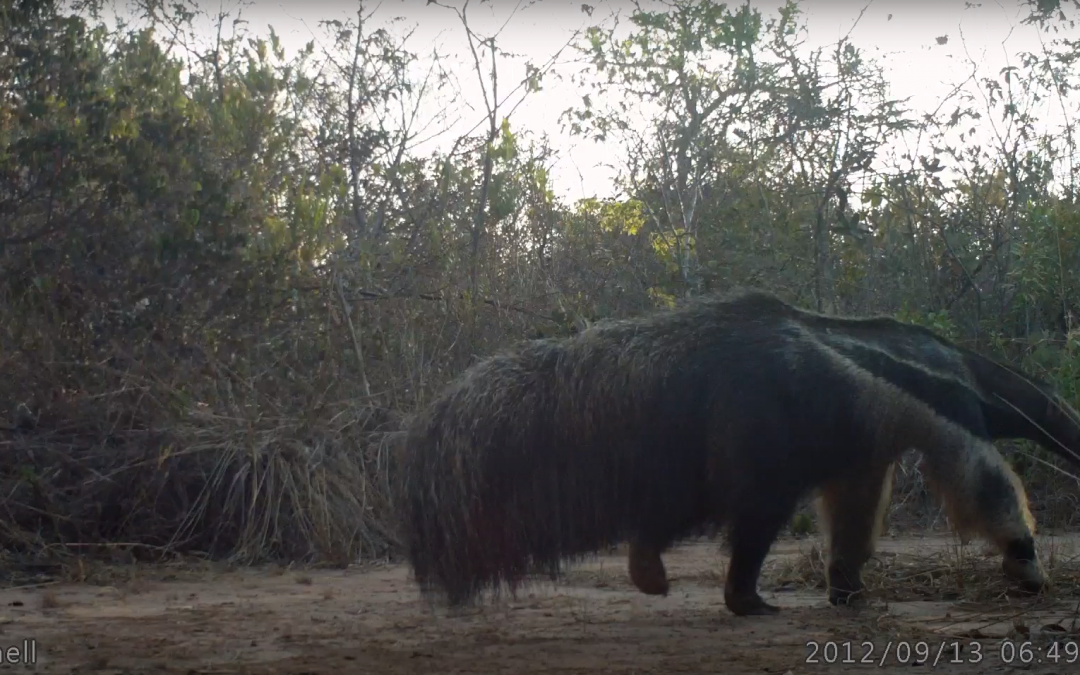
[790, 512, 815, 537]
[576, 197, 646, 235]
[647, 286, 678, 309]
[896, 306, 960, 341]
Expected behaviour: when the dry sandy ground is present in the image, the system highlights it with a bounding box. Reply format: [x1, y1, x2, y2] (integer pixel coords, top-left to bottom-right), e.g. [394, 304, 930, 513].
[2, 533, 1080, 674]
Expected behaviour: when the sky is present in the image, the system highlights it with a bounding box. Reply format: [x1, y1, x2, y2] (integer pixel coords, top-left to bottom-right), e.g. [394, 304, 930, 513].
[106, 0, 1071, 202]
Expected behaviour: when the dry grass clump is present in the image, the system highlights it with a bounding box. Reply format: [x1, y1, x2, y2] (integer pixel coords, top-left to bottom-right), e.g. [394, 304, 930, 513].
[0, 356, 404, 572]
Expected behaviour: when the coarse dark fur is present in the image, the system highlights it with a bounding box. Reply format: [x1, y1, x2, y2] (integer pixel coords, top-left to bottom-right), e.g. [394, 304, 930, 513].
[397, 289, 1080, 617]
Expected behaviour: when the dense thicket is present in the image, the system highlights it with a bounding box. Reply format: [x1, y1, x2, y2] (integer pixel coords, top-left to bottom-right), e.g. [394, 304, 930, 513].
[2, 0, 1078, 565]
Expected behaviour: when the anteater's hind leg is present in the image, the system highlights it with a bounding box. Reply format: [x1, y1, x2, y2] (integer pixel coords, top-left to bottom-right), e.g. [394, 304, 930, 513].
[920, 435, 1047, 594]
[816, 461, 895, 607]
[723, 489, 801, 617]
[627, 516, 714, 596]
[628, 537, 671, 596]
[626, 451, 715, 597]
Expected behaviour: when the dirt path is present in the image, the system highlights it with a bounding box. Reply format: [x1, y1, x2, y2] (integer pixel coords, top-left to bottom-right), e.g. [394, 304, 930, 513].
[3, 533, 1080, 674]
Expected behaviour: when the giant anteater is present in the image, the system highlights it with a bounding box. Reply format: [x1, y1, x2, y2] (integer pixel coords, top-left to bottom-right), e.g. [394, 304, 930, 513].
[397, 289, 1080, 617]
